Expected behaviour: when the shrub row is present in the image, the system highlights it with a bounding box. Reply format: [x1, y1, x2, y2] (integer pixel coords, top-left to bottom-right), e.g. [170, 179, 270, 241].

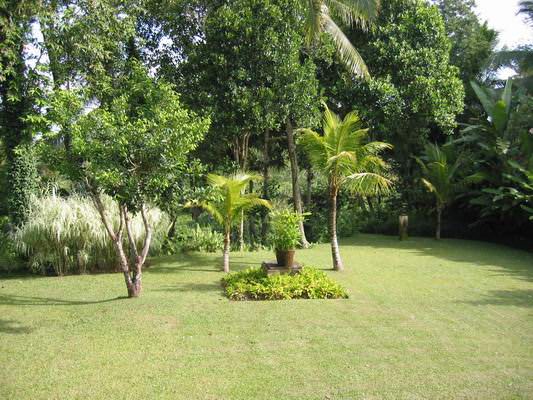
[221, 267, 348, 300]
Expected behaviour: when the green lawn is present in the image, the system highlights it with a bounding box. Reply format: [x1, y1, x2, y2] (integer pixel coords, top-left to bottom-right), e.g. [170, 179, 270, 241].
[1, 234, 532, 399]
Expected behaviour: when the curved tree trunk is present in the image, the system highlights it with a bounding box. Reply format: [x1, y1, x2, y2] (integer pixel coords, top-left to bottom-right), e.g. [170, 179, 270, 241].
[436, 205, 442, 240]
[286, 118, 309, 248]
[329, 185, 344, 271]
[223, 229, 231, 273]
[90, 190, 149, 298]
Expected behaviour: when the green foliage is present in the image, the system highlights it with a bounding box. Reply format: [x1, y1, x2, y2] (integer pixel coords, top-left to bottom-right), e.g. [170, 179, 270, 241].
[269, 209, 304, 250]
[166, 224, 224, 254]
[323, 0, 465, 190]
[434, 0, 498, 103]
[66, 62, 210, 211]
[7, 144, 39, 226]
[0, 216, 23, 272]
[200, 173, 271, 230]
[298, 104, 393, 196]
[179, 0, 320, 168]
[301, 0, 379, 77]
[221, 267, 348, 300]
[458, 79, 533, 224]
[415, 143, 464, 210]
[13, 194, 169, 275]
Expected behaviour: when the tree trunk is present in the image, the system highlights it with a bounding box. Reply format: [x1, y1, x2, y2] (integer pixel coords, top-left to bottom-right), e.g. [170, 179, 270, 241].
[248, 180, 256, 246]
[90, 190, 149, 298]
[399, 215, 408, 241]
[261, 128, 270, 243]
[329, 184, 344, 271]
[239, 210, 244, 251]
[306, 168, 313, 208]
[286, 118, 309, 248]
[223, 229, 231, 273]
[436, 206, 442, 240]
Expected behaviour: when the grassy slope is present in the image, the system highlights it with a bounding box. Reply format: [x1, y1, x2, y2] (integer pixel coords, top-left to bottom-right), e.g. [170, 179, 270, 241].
[0, 234, 532, 400]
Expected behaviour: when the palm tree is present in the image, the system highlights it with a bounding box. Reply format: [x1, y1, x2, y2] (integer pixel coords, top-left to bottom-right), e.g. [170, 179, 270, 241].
[298, 104, 392, 271]
[302, 0, 380, 78]
[415, 143, 463, 240]
[198, 173, 271, 273]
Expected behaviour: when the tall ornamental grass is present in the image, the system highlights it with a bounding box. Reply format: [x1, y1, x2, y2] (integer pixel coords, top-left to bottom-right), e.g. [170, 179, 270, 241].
[14, 194, 169, 275]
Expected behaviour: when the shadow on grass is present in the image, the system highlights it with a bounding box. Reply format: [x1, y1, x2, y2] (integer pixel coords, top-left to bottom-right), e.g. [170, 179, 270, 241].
[459, 289, 533, 308]
[0, 319, 33, 334]
[0, 294, 128, 306]
[154, 282, 223, 294]
[148, 252, 263, 274]
[340, 234, 533, 283]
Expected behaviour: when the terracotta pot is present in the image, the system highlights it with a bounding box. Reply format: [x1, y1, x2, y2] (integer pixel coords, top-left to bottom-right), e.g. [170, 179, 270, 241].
[275, 249, 295, 267]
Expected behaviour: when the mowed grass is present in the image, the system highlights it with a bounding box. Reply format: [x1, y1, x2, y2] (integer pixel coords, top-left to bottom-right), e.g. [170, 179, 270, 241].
[1, 234, 532, 400]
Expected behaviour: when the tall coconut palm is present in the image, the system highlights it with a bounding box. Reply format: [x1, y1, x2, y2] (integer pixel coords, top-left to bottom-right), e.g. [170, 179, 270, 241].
[415, 143, 463, 240]
[198, 173, 271, 273]
[302, 0, 380, 78]
[298, 104, 392, 271]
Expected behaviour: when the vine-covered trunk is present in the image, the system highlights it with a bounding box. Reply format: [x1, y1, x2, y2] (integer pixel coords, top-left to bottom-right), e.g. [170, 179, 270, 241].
[329, 186, 344, 271]
[286, 118, 309, 248]
[436, 206, 442, 240]
[223, 230, 231, 273]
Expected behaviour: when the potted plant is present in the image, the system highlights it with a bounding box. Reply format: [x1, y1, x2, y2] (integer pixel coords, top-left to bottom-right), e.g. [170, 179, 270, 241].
[270, 209, 305, 267]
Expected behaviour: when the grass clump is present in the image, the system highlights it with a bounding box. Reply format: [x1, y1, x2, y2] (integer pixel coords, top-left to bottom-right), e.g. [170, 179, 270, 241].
[221, 267, 348, 300]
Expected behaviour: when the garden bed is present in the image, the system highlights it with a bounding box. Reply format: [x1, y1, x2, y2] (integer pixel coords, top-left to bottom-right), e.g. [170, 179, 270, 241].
[221, 267, 348, 300]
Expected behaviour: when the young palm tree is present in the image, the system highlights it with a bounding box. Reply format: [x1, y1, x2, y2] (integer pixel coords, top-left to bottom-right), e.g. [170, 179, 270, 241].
[302, 0, 380, 78]
[298, 104, 392, 271]
[415, 143, 463, 240]
[199, 173, 271, 273]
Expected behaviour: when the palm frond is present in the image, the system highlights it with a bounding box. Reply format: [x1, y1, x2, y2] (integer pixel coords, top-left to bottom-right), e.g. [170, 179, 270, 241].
[345, 172, 392, 196]
[324, 0, 379, 30]
[297, 129, 329, 169]
[303, 0, 322, 44]
[322, 13, 369, 79]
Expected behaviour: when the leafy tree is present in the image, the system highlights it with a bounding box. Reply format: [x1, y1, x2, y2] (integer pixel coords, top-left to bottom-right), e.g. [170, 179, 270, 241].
[319, 0, 465, 205]
[48, 62, 210, 297]
[415, 143, 464, 240]
[433, 0, 498, 110]
[180, 0, 320, 247]
[298, 104, 392, 270]
[0, 0, 43, 224]
[198, 173, 271, 273]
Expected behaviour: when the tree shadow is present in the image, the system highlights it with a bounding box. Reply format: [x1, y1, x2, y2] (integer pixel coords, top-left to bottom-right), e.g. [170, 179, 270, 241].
[148, 253, 263, 274]
[153, 282, 222, 294]
[458, 289, 533, 308]
[0, 319, 33, 334]
[0, 294, 128, 306]
[340, 234, 533, 283]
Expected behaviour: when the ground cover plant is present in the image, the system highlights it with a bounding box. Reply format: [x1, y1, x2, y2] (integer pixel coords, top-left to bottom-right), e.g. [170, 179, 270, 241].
[221, 267, 348, 300]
